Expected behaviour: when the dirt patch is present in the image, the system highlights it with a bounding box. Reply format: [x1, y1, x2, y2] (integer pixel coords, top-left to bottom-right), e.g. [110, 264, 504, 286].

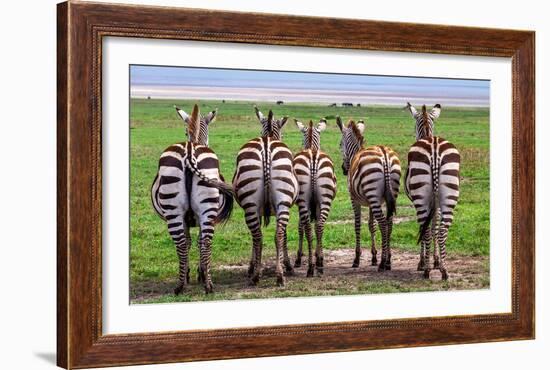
[327, 215, 416, 225]
[131, 248, 489, 303]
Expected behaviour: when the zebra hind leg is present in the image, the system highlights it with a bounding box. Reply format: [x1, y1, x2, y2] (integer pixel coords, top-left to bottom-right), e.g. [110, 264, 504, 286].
[352, 201, 362, 268]
[198, 233, 214, 294]
[420, 225, 432, 279]
[437, 220, 452, 281]
[314, 216, 327, 275]
[275, 210, 291, 286]
[385, 215, 394, 270]
[417, 221, 431, 273]
[246, 215, 263, 285]
[368, 209, 377, 266]
[432, 209, 441, 269]
[282, 230, 294, 275]
[295, 222, 304, 267]
[172, 220, 190, 295]
[370, 206, 389, 272]
[297, 210, 314, 277]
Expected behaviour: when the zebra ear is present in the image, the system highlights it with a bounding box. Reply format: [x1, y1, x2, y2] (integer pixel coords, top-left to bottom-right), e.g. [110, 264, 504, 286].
[294, 119, 306, 132]
[279, 116, 289, 128]
[405, 102, 418, 118]
[254, 105, 264, 122]
[174, 105, 190, 124]
[204, 108, 218, 124]
[356, 121, 365, 134]
[317, 119, 327, 132]
[336, 116, 344, 132]
[430, 104, 441, 120]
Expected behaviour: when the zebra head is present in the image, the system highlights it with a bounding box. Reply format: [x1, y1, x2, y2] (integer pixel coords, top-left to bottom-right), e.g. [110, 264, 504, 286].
[336, 116, 365, 176]
[294, 118, 327, 151]
[405, 102, 441, 141]
[255, 106, 288, 140]
[175, 104, 218, 145]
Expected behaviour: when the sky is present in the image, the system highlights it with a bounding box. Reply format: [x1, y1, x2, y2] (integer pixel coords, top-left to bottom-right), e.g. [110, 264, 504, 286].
[130, 65, 490, 107]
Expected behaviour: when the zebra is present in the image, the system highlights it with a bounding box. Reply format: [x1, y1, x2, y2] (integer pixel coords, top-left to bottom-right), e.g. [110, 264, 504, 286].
[336, 117, 401, 271]
[151, 104, 234, 294]
[404, 102, 460, 280]
[293, 119, 337, 277]
[232, 107, 298, 286]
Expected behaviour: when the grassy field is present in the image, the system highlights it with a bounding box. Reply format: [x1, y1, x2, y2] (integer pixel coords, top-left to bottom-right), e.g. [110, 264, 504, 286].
[130, 99, 490, 303]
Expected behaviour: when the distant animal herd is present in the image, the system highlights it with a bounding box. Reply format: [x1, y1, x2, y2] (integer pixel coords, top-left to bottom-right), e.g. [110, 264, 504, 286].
[151, 102, 460, 294]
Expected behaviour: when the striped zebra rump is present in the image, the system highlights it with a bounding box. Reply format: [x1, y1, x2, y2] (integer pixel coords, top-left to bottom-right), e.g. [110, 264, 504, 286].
[349, 145, 400, 216]
[151, 141, 233, 294]
[293, 148, 336, 275]
[233, 137, 298, 225]
[152, 142, 233, 226]
[233, 135, 298, 285]
[348, 144, 401, 271]
[405, 136, 460, 279]
[337, 118, 401, 269]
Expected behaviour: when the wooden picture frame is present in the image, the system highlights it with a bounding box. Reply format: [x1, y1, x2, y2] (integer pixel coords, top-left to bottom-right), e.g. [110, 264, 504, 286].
[57, 1, 535, 368]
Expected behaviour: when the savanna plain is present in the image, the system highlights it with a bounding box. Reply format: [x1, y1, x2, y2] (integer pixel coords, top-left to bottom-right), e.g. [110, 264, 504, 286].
[130, 99, 490, 303]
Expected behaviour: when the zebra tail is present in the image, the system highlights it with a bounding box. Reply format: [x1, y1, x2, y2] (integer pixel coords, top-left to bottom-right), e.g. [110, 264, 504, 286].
[417, 195, 435, 244]
[213, 179, 234, 225]
[384, 184, 396, 221]
[183, 157, 235, 225]
[382, 149, 396, 221]
[309, 157, 319, 223]
[262, 148, 272, 227]
[417, 150, 439, 243]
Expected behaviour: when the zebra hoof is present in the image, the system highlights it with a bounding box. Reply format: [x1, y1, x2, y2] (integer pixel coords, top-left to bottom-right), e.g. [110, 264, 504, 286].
[307, 265, 315, 277]
[441, 269, 449, 281]
[352, 260, 360, 268]
[247, 273, 260, 286]
[284, 262, 294, 274]
[433, 258, 440, 269]
[371, 258, 377, 266]
[316, 267, 324, 276]
[315, 257, 324, 268]
[276, 275, 285, 287]
[423, 269, 431, 279]
[247, 264, 254, 277]
[294, 258, 302, 268]
[174, 284, 185, 295]
[204, 283, 213, 294]
[417, 261, 426, 271]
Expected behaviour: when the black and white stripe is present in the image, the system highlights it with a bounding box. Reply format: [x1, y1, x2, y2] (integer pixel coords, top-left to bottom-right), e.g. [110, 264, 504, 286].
[337, 117, 401, 271]
[174, 105, 217, 146]
[151, 104, 233, 294]
[404, 103, 460, 280]
[232, 107, 298, 286]
[293, 119, 336, 276]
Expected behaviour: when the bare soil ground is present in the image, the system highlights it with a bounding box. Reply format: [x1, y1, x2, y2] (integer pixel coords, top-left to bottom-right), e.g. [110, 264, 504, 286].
[131, 248, 489, 303]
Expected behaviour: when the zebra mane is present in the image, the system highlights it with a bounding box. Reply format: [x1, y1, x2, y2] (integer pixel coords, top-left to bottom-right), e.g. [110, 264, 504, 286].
[266, 110, 274, 137]
[349, 120, 365, 146]
[421, 104, 431, 137]
[187, 104, 201, 143]
[307, 120, 314, 148]
[295, 118, 326, 151]
[406, 102, 440, 140]
[175, 104, 218, 145]
[255, 106, 287, 140]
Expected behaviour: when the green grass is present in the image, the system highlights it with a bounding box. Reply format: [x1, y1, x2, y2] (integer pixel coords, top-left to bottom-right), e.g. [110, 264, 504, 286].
[130, 99, 490, 302]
